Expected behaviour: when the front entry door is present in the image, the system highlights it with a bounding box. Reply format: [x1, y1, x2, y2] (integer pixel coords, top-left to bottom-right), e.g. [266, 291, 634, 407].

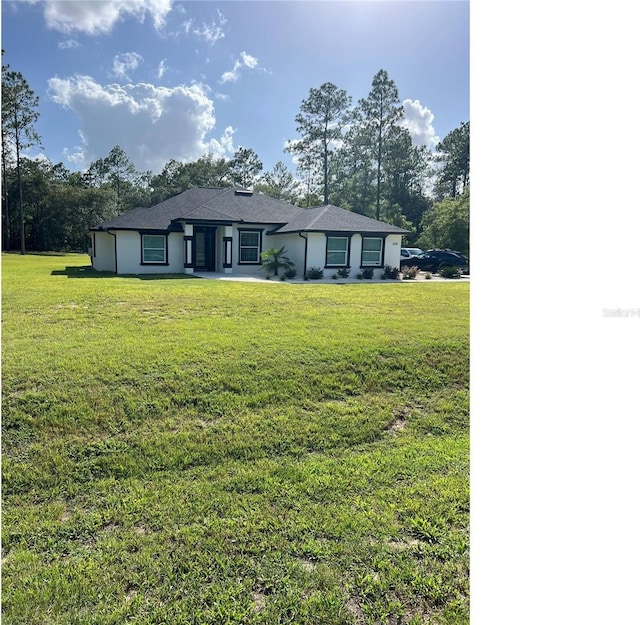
[194, 226, 216, 271]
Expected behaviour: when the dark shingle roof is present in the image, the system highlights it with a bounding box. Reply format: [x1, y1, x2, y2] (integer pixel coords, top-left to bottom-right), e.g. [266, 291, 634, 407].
[91, 189, 410, 235]
[91, 187, 305, 231]
[271, 204, 411, 235]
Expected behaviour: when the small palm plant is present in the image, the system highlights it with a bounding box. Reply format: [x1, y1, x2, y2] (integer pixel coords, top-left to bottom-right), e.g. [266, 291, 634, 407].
[260, 246, 295, 277]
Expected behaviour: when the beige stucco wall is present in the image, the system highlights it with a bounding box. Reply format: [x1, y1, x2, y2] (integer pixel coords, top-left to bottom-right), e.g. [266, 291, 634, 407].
[93, 230, 184, 274]
[226, 224, 304, 277]
[92, 227, 404, 277]
[384, 234, 403, 268]
[304, 232, 327, 272]
[304, 233, 404, 277]
[92, 231, 116, 272]
[264, 233, 306, 276]
[117, 231, 184, 274]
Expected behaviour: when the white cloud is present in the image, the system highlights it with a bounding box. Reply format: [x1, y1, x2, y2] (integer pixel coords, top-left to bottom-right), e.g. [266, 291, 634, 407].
[401, 99, 439, 149]
[219, 51, 260, 84]
[63, 145, 86, 166]
[48, 75, 236, 172]
[240, 51, 258, 69]
[58, 39, 80, 49]
[42, 0, 173, 35]
[112, 52, 144, 80]
[180, 9, 226, 40]
[157, 59, 168, 79]
[208, 126, 236, 157]
[189, 9, 227, 44]
[192, 21, 224, 45]
[25, 152, 50, 164]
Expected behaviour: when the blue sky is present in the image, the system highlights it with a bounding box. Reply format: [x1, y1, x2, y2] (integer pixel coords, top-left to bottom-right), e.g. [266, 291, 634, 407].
[1, 0, 469, 175]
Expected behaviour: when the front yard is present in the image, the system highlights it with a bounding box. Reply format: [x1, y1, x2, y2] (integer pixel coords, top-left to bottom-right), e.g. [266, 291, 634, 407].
[2, 253, 469, 625]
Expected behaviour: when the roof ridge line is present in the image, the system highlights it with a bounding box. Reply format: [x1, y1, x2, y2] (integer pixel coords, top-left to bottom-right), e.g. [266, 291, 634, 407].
[304, 205, 331, 230]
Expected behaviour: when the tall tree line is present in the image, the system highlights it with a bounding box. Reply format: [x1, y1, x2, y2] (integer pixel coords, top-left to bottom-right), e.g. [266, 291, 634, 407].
[287, 69, 469, 235]
[2, 60, 469, 253]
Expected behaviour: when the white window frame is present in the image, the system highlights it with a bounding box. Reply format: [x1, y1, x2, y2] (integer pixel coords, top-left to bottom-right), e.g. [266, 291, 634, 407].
[326, 236, 349, 267]
[361, 237, 384, 267]
[141, 234, 167, 264]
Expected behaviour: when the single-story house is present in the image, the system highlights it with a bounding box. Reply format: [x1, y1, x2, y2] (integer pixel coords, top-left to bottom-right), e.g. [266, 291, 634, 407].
[89, 186, 410, 277]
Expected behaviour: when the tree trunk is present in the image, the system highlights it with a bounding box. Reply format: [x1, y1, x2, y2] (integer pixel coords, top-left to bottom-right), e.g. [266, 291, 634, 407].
[376, 125, 382, 221]
[1, 132, 9, 251]
[14, 109, 25, 254]
[323, 145, 329, 205]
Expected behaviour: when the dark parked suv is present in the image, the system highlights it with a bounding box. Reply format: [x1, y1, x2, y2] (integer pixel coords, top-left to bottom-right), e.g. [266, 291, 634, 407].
[400, 249, 469, 274]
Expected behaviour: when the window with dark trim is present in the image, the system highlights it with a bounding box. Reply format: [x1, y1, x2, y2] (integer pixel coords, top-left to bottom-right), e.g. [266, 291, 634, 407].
[326, 236, 349, 266]
[361, 237, 384, 266]
[238, 229, 261, 264]
[141, 234, 167, 264]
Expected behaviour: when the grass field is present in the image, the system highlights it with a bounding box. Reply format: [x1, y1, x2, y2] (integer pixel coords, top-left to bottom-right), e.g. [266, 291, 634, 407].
[1, 253, 469, 625]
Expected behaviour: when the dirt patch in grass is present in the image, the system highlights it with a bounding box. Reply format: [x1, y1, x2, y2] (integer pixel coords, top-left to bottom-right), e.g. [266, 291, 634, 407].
[252, 591, 267, 613]
[346, 597, 366, 624]
[386, 417, 407, 435]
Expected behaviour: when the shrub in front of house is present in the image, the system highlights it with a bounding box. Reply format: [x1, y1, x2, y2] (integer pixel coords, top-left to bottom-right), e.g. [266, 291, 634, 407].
[337, 268, 350, 278]
[401, 265, 419, 280]
[305, 266, 324, 280]
[362, 268, 374, 280]
[260, 246, 295, 277]
[381, 265, 399, 280]
[439, 265, 461, 279]
[284, 267, 297, 279]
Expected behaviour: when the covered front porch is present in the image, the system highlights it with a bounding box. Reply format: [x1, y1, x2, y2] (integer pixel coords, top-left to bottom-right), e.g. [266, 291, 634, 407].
[183, 223, 233, 274]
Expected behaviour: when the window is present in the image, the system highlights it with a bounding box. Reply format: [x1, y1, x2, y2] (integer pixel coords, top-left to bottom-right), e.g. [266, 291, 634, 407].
[239, 230, 261, 263]
[361, 237, 383, 266]
[141, 234, 167, 263]
[326, 236, 349, 266]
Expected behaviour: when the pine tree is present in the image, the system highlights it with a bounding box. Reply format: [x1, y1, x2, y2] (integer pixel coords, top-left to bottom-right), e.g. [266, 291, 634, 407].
[287, 82, 352, 205]
[358, 70, 404, 220]
[2, 57, 42, 253]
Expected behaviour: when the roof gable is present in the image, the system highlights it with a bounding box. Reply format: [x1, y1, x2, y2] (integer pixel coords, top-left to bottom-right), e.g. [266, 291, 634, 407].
[271, 204, 411, 235]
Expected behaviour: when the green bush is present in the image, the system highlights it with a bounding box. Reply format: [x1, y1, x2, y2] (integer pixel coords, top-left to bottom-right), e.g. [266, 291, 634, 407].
[283, 267, 297, 279]
[260, 246, 295, 277]
[381, 265, 399, 280]
[439, 265, 461, 279]
[305, 266, 324, 280]
[362, 268, 374, 280]
[337, 267, 350, 278]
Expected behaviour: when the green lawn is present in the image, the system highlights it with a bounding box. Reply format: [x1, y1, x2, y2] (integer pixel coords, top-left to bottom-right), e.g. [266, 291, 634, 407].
[1, 253, 469, 625]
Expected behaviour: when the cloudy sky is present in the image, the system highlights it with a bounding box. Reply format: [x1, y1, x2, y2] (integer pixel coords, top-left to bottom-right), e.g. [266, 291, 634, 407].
[2, 0, 469, 175]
